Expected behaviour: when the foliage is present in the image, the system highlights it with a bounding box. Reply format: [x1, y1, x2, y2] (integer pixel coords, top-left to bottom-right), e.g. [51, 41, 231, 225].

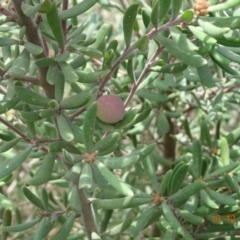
[0, 0, 240, 239]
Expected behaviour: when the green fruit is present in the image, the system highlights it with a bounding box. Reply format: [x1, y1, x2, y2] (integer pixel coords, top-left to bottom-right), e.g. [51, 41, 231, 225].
[97, 95, 125, 124]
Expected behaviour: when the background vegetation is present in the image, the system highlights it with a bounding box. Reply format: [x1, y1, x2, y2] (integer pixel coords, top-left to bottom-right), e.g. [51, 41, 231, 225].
[1, 0, 240, 239]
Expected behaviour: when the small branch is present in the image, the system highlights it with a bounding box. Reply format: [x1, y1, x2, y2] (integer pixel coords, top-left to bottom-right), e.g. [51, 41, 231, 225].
[78, 188, 99, 240]
[0, 6, 18, 22]
[98, 46, 135, 93]
[124, 46, 164, 107]
[4, 75, 40, 85]
[0, 117, 30, 142]
[148, 17, 183, 39]
[61, 0, 68, 45]
[69, 107, 86, 121]
[98, 17, 184, 98]
[119, 0, 128, 9]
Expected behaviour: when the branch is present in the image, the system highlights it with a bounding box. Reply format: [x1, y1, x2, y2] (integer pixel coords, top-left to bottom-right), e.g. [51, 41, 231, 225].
[124, 46, 164, 107]
[0, 117, 30, 142]
[12, 0, 55, 99]
[78, 188, 99, 240]
[0, 5, 18, 22]
[98, 17, 184, 96]
[4, 75, 40, 85]
[61, 0, 68, 45]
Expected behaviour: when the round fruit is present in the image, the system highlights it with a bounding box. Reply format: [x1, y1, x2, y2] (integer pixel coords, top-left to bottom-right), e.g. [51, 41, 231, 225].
[97, 95, 125, 124]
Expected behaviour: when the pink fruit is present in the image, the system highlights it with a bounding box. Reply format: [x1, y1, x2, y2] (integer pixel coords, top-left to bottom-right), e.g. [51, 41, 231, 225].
[97, 95, 125, 124]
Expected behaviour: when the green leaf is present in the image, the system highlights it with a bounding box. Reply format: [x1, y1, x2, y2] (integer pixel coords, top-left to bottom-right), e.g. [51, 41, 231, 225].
[162, 201, 194, 239]
[93, 196, 152, 210]
[210, 48, 238, 75]
[200, 16, 240, 29]
[175, 209, 204, 225]
[83, 102, 97, 153]
[216, 45, 240, 64]
[3, 218, 41, 232]
[142, 156, 159, 191]
[64, 162, 82, 182]
[49, 141, 81, 154]
[196, 64, 216, 88]
[191, 140, 202, 178]
[57, 114, 74, 142]
[75, 46, 102, 58]
[116, 109, 137, 129]
[171, 0, 182, 18]
[24, 42, 43, 55]
[169, 26, 198, 51]
[226, 126, 240, 145]
[155, 35, 207, 67]
[136, 89, 168, 103]
[21, 3, 40, 17]
[0, 145, 32, 180]
[205, 187, 236, 206]
[169, 163, 189, 195]
[22, 187, 45, 210]
[200, 189, 219, 209]
[88, 24, 110, 51]
[54, 52, 70, 62]
[188, 25, 217, 45]
[156, 111, 170, 134]
[0, 97, 20, 115]
[0, 37, 18, 46]
[8, 49, 30, 77]
[68, 185, 82, 213]
[151, 0, 159, 28]
[168, 181, 205, 207]
[93, 132, 120, 155]
[94, 160, 134, 196]
[35, 57, 55, 67]
[97, 154, 139, 169]
[159, 0, 171, 23]
[33, 217, 54, 240]
[58, 62, 79, 83]
[129, 205, 159, 237]
[134, 35, 149, 52]
[103, 217, 132, 236]
[159, 170, 173, 195]
[200, 121, 212, 147]
[79, 163, 93, 189]
[46, 3, 64, 47]
[51, 213, 76, 240]
[203, 162, 239, 181]
[123, 4, 139, 47]
[0, 137, 21, 153]
[59, 0, 97, 20]
[55, 72, 65, 102]
[46, 64, 59, 85]
[208, 0, 240, 12]
[198, 19, 230, 38]
[220, 137, 230, 166]
[14, 86, 51, 107]
[159, 62, 187, 73]
[224, 174, 240, 195]
[28, 153, 56, 186]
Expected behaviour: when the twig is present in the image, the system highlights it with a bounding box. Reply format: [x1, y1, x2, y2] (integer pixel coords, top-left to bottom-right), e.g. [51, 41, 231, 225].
[0, 117, 30, 142]
[61, 0, 68, 46]
[3, 75, 40, 85]
[78, 188, 99, 239]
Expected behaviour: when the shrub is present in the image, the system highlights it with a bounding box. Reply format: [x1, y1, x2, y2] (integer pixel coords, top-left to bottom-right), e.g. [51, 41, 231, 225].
[1, 0, 240, 239]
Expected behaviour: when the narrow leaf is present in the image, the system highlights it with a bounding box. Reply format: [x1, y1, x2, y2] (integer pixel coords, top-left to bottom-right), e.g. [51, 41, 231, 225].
[123, 4, 139, 47]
